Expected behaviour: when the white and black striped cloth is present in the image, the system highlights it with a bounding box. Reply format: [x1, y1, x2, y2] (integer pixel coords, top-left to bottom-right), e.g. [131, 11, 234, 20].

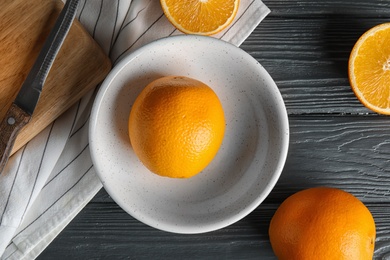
[0, 0, 270, 259]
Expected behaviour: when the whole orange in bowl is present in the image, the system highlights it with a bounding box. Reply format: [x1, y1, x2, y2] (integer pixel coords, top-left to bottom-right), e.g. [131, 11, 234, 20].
[128, 75, 225, 178]
[269, 187, 376, 260]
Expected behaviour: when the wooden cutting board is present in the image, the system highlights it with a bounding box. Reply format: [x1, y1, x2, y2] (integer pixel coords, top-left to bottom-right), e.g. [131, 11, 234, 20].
[0, 0, 111, 155]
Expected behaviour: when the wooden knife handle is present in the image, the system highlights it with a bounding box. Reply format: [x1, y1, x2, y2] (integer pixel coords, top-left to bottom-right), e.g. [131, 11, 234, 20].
[0, 103, 31, 173]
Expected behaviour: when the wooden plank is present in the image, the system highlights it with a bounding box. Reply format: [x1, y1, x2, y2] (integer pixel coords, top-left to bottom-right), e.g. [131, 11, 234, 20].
[38, 200, 390, 259]
[270, 115, 390, 203]
[241, 18, 389, 114]
[36, 202, 279, 259]
[262, 0, 390, 17]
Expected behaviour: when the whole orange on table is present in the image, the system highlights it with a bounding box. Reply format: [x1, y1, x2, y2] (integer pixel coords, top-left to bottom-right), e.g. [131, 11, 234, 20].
[128, 76, 225, 178]
[160, 0, 240, 35]
[269, 187, 376, 260]
[349, 22, 390, 115]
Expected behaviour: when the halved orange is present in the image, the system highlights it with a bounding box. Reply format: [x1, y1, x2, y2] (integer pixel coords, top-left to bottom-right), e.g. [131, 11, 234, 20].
[160, 0, 240, 36]
[348, 23, 390, 115]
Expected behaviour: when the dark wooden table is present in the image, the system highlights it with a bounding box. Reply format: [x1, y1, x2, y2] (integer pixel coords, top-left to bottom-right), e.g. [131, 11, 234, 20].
[39, 0, 390, 259]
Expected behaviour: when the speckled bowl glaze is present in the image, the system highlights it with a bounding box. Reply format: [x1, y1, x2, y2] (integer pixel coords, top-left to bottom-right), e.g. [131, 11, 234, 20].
[89, 35, 289, 234]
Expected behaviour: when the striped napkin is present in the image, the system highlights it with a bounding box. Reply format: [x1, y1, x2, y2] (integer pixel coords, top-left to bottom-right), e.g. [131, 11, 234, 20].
[0, 0, 270, 259]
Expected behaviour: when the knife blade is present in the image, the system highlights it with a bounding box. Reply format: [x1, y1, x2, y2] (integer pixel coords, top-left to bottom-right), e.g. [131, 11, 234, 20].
[0, 0, 80, 174]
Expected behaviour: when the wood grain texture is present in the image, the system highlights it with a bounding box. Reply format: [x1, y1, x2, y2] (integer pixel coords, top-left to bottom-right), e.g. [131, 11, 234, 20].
[269, 116, 390, 203]
[0, 0, 111, 155]
[38, 201, 278, 260]
[38, 0, 390, 259]
[241, 18, 389, 115]
[263, 0, 390, 17]
[38, 196, 390, 260]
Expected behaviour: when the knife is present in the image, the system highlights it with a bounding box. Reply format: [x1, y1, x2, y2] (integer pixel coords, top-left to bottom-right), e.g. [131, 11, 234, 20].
[0, 0, 80, 174]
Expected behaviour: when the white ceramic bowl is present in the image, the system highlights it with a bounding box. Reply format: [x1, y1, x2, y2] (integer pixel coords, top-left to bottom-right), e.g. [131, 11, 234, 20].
[89, 35, 289, 234]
